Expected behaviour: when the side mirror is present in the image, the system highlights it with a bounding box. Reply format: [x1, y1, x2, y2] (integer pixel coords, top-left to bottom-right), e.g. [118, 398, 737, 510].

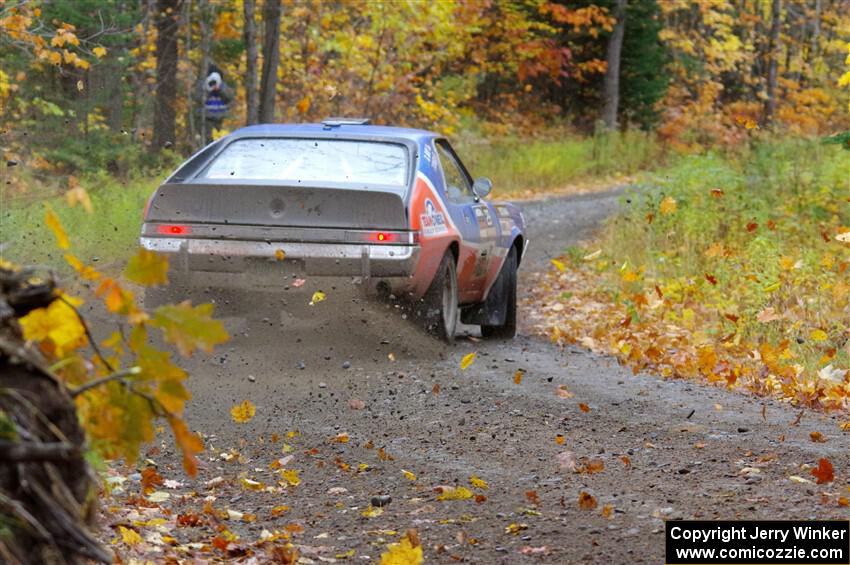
[472, 177, 493, 199]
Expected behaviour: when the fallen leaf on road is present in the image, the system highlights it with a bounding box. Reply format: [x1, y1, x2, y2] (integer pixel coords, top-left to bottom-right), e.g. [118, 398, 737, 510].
[281, 469, 301, 486]
[620, 455, 631, 468]
[460, 352, 476, 370]
[505, 522, 528, 535]
[331, 432, 350, 443]
[513, 369, 524, 384]
[348, 399, 366, 410]
[402, 469, 417, 481]
[601, 504, 614, 518]
[240, 478, 264, 491]
[292, 278, 306, 287]
[469, 475, 488, 490]
[810, 431, 827, 443]
[119, 525, 142, 545]
[230, 400, 256, 424]
[275, 249, 286, 261]
[812, 458, 835, 484]
[557, 451, 577, 471]
[578, 403, 590, 413]
[578, 491, 597, 510]
[525, 490, 540, 505]
[361, 505, 384, 518]
[555, 434, 565, 445]
[309, 290, 326, 305]
[551, 259, 566, 272]
[437, 486, 473, 501]
[556, 385, 573, 399]
[789, 475, 813, 484]
[380, 529, 422, 565]
[519, 546, 549, 555]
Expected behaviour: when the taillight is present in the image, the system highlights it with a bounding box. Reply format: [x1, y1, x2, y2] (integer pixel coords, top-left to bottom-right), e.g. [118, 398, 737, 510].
[156, 224, 192, 235]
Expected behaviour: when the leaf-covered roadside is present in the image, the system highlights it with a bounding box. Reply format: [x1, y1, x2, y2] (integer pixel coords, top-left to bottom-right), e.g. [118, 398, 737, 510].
[526, 139, 850, 417]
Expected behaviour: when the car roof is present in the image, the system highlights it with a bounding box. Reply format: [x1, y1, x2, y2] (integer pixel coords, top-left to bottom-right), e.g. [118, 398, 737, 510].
[229, 123, 438, 143]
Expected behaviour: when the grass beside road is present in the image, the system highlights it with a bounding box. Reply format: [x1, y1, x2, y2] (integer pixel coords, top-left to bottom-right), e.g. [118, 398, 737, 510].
[527, 138, 850, 413]
[0, 175, 155, 271]
[459, 129, 663, 198]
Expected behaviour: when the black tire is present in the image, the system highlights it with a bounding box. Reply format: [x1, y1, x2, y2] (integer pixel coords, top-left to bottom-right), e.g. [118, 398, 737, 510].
[422, 251, 458, 342]
[481, 246, 517, 339]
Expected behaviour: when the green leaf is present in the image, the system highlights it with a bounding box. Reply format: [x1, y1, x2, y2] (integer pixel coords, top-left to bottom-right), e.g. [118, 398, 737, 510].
[124, 249, 169, 286]
[151, 302, 229, 357]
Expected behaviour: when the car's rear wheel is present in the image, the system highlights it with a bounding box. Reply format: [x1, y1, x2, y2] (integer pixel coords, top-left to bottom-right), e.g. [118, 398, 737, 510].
[481, 246, 517, 339]
[422, 251, 458, 342]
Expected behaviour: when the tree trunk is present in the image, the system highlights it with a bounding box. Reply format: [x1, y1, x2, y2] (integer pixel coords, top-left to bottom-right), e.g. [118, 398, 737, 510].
[153, 0, 181, 150]
[198, 0, 211, 147]
[259, 0, 281, 123]
[602, 0, 627, 130]
[810, 0, 821, 59]
[243, 0, 259, 125]
[763, 0, 781, 126]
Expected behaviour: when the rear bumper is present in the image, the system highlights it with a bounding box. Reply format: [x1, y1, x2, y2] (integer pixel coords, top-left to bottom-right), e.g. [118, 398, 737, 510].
[139, 236, 419, 288]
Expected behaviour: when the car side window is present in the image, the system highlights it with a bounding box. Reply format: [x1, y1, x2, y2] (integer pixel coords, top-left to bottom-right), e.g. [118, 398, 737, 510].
[435, 140, 474, 204]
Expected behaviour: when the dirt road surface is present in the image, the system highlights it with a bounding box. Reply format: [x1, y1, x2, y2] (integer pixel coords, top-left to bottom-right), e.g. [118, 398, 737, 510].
[135, 189, 850, 564]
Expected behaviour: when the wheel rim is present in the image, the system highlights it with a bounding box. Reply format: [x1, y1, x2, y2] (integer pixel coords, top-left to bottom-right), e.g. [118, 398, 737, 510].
[441, 265, 457, 335]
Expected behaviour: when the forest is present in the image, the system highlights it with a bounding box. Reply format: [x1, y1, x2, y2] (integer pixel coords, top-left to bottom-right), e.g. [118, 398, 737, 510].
[1, 0, 850, 563]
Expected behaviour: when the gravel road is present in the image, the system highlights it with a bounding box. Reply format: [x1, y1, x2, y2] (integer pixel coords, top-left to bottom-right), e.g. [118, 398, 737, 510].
[140, 189, 850, 564]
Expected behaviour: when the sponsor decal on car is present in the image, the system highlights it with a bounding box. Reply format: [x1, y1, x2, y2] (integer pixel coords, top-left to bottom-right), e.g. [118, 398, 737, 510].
[420, 198, 448, 236]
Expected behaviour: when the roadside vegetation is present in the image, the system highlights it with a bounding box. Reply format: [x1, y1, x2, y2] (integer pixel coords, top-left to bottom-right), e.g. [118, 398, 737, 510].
[529, 137, 850, 414]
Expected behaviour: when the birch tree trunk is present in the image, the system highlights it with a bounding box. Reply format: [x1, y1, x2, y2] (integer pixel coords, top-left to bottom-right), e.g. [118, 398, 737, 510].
[602, 0, 627, 130]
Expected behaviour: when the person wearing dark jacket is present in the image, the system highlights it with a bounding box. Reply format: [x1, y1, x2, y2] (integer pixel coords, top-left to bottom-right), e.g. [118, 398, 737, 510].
[195, 64, 233, 144]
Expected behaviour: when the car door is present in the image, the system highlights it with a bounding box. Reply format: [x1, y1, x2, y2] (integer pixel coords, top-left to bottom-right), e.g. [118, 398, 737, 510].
[434, 139, 500, 302]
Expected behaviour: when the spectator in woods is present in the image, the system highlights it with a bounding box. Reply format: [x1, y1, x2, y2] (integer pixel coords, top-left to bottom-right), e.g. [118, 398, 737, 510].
[196, 64, 233, 144]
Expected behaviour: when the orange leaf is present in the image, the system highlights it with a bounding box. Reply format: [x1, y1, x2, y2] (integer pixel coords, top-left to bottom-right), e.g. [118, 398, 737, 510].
[578, 491, 597, 510]
[578, 403, 590, 413]
[811, 458, 834, 484]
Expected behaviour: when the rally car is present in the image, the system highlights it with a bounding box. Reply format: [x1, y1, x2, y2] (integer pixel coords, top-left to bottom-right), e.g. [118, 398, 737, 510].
[140, 119, 526, 341]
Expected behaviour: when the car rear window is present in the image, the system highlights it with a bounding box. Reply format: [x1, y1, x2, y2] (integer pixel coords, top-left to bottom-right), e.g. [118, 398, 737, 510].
[200, 138, 408, 188]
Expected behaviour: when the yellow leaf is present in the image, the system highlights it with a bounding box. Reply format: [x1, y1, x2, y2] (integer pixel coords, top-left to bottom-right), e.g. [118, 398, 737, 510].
[550, 259, 566, 272]
[810, 329, 828, 342]
[332, 432, 350, 443]
[93, 46, 107, 58]
[44, 206, 70, 249]
[401, 469, 417, 481]
[20, 296, 87, 357]
[361, 504, 383, 518]
[119, 525, 142, 545]
[659, 196, 677, 215]
[125, 249, 169, 286]
[380, 531, 423, 565]
[310, 290, 326, 305]
[230, 400, 256, 424]
[437, 486, 473, 501]
[555, 434, 565, 445]
[505, 522, 528, 535]
[64, 185, 93, 213]
[271, 505, 290, 517]
[240, 478, 264, 491]
[275, 249, 286, 261]
[76, 79, 84, 91]
[281, 469, 301, 486]
[460, 352, 476, 370]
[47, 50, 62, 65]
[513, 369, 523, 384]
[469, 475, 488, 490]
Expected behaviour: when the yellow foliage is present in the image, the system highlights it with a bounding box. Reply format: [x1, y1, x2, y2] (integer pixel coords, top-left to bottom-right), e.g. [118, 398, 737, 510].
[380, 531, 423, 565]
[230, 400, 256, 424]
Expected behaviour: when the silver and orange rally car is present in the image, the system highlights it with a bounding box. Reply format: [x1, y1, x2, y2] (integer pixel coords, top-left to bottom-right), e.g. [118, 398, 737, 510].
[140, 119, 526, 341]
